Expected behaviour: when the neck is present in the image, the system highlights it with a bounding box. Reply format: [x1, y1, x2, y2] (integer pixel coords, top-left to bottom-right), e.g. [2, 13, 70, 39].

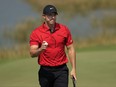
[49, 24, 55, 29]
[45, 22, 55, 33]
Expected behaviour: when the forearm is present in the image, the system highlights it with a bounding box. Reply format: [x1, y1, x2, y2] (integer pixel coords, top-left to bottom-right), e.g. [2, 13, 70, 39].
[30, 48, 43, 57]
[68, 49, 76, 70]
[67, 46, 77, 79]
[30, 42, 48, 58]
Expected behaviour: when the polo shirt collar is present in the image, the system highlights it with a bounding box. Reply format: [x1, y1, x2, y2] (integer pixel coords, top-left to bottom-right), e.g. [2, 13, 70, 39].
[42, 22, 60, 32]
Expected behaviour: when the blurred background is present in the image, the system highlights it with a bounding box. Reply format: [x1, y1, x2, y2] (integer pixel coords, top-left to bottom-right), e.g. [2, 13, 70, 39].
[0, 0, 116, 87]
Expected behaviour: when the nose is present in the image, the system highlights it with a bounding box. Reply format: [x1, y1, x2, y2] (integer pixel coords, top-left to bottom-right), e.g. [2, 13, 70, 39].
[49, 16, 55, 20]
[52, 16, 55, 19]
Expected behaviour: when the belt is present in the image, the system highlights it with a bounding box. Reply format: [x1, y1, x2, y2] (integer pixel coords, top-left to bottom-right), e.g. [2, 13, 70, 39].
[41, 64, 66, 69]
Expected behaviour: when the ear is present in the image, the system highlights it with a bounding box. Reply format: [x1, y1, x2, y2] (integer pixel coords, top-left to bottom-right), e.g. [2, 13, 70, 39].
[42, 15, 46, 19]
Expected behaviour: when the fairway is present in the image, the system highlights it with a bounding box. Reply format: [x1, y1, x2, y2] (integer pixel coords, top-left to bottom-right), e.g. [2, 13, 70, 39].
[0, 50, 116, 87]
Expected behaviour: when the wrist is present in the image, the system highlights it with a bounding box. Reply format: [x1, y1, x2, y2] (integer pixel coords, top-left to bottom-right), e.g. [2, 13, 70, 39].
[72, 68, 76, 72]
[39, 47, 44, 52]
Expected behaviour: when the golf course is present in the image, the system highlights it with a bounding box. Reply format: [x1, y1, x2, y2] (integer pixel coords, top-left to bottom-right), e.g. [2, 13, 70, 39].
[0, 0, 116, 87]
[0, 47, 116, 87]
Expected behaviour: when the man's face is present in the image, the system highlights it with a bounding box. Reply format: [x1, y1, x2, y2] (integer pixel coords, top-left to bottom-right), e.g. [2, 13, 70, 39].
[43, 13, 57, 24]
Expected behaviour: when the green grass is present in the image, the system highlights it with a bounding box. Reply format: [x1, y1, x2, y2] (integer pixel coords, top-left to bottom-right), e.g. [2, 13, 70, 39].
[76, 50, 116, 87]
[0, 50, 116, 87]
[77, 44, 116, 52]
[0, 58, 39, 87]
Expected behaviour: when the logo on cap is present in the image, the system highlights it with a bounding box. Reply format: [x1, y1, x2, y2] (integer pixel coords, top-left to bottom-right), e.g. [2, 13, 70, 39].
[50, 7, 53, 10]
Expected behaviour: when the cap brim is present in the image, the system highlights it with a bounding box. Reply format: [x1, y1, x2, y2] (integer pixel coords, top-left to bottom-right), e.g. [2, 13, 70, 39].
[44, 12, 58, 15]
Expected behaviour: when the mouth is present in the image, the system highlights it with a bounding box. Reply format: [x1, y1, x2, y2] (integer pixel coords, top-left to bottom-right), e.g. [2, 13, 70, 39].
[49, 19, 55, 23]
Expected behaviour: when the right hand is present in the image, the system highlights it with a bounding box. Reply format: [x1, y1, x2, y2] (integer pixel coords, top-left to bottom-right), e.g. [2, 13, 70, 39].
[40, 41, 48, 50]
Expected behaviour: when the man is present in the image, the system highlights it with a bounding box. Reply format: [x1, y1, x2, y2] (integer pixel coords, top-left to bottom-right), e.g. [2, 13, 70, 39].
[29, 5, 76, 87]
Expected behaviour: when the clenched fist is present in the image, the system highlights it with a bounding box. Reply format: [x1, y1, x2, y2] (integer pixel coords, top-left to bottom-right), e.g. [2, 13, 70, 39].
[40, 41, 48, 50]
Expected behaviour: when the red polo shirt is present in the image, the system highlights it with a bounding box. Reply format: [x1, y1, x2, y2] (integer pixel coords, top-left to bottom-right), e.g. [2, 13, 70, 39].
[29, 22, 73, 66]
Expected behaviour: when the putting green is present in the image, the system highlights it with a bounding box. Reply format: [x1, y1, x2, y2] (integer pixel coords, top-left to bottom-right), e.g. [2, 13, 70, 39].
[0, 50, 116, 87]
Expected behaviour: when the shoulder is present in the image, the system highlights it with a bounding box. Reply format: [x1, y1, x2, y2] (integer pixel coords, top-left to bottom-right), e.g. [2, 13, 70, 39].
[57, 23, 67, 28]
[31, 25, 42, 35]
[57, 23, 70, 31]
[59, 23, 71, 34]
[33, 26, 42, 32]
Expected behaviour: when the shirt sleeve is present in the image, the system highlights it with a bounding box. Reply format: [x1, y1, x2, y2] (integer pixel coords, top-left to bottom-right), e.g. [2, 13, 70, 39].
[65, 27, 73, 46]
[29, 31, 39, 46]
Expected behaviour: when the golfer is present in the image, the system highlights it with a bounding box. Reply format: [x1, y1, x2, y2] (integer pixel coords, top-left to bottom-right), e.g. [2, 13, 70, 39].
[29, 5, 77, 87]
